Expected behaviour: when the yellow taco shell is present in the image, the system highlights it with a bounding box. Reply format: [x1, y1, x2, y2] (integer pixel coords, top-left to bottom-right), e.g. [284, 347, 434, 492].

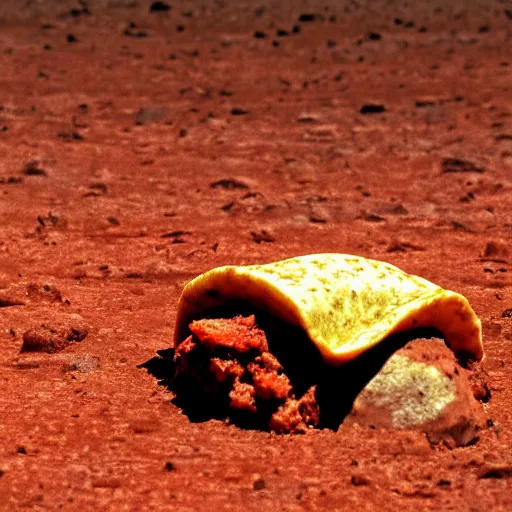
[174, 254, 483, 365]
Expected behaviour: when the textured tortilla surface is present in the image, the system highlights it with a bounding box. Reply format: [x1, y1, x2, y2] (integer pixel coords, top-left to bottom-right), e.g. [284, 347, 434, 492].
[176, 254, 483, 363]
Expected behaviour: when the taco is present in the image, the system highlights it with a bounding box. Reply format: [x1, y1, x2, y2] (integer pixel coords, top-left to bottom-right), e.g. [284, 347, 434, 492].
[170, 254, 483, 432]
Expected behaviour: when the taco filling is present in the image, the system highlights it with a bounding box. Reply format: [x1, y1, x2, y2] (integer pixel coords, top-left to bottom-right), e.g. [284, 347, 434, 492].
[172, 314, 320, 433]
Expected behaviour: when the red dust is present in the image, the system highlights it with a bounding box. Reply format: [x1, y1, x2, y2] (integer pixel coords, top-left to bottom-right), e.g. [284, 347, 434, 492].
[0, 0, 511, 510]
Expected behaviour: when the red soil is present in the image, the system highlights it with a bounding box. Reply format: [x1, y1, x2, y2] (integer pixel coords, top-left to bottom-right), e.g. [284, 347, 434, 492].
[1, 0, 511, 510]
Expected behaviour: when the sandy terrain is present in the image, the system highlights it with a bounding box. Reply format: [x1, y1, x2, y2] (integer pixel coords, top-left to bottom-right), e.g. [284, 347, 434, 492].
[1, 0, 511, 510]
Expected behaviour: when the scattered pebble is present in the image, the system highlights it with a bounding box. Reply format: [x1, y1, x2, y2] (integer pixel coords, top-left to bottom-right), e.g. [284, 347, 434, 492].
[21, 316, 89, 354]
[481, 241, 509, 261]
[441, 158, 485, 173]
[210, 178, 249, 190]
[150, 1, 171, 13]
[124, 23, 148, 38]
[22, 160, 47, 176]
[134, 106, 169, 126]
[360, 104, 386, 114]
[252, 475, 266, 490]
[298, 13, 321, 23]
[231, 107, 248, 116]
[251, 230, 275, 243]
[164, 461, 177, 472]
[351, 474, 371, 486]
[26, 283, 63, 303]
[477, 464, 512, 479]
[61, 354, 99, 373]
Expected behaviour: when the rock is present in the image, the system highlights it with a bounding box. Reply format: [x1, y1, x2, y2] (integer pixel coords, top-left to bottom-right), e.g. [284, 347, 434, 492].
[360, 104, 386, 114]
[250, 230, 275, 244]
[14, 353, 98, 373]
[231, 107, 248, 116]
[21, 315, 89, 354]
[346, 339, 486, 447]
[61, 354, 99, 372]
[210, 178, 249, 190]
[149, 1, 171, 13]
[481, 241, 509, 262]
[477, 463, 512, 479]
[26, 282, 63, 303]
[0, 296, 25, 307]
[441, 158, 484, 174]
[22, 160, 47, 176]
[134, 106, 169, 126]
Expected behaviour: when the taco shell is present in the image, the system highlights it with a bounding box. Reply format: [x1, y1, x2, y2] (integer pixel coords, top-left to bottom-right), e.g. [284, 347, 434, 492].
[174, 254, 483, 365]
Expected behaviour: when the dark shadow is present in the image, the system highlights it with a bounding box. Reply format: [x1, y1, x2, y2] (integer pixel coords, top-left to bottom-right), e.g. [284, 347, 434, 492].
[139, 348, 232, 423]
[139, 348, 175, 386]
[139, 308, 443, 431]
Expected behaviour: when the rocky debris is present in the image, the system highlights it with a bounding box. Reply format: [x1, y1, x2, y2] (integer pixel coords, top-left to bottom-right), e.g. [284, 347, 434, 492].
[69, 0, 89, 18]
[252, 475, 266, 490]
[21, 315, 89, 354]
[0, 176, 23, 184]
[26, 282, 63, 303]
[231, 107, 248, 116]
[149, 1, 171, 13]
[61, 354, 99, 372]
[164, 461, 176, 472]
[298, 13, 322, 23]
[85, 182, 108, 197]
[250, 230, 275, 243]
[308, 204, 329, 223]
[480, 241, 509, 262]
[22, 160, 47, 176]
[297, 112, 321, 124]
[134, 106, 169, 126]
[346, 339, 486, 447]
[35, 212, 68, 232]
[441, 158, 485, 173]
[123, 22, 148, 38]
[477, 463, 512, 479]
[386, 241, 425, 253]
[14, 353, 98, 372]
[57, 130, 84, 142]
[160, 230, 191, 245]
[0, 296, 25, 307]
[210, 178, 249, 190]
[360, 104, 386, 114]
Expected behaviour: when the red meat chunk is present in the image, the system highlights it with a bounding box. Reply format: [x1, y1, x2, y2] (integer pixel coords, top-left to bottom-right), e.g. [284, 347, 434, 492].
[189, 315, 268, 353]
[172, 315, 320, 433]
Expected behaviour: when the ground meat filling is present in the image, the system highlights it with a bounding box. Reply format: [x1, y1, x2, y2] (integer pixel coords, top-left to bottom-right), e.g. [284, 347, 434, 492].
[173, 315, 319, 433]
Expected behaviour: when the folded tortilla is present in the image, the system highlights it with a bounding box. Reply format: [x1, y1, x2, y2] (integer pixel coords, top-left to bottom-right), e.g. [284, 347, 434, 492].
[174, 254, 483, 365]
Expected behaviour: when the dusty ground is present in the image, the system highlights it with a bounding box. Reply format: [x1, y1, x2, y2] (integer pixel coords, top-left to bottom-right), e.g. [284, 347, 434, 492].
[1, 0, 512, 510]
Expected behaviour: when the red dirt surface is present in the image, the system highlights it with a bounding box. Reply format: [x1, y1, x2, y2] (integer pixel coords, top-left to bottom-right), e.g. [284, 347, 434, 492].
[1, 0, 511, 510]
